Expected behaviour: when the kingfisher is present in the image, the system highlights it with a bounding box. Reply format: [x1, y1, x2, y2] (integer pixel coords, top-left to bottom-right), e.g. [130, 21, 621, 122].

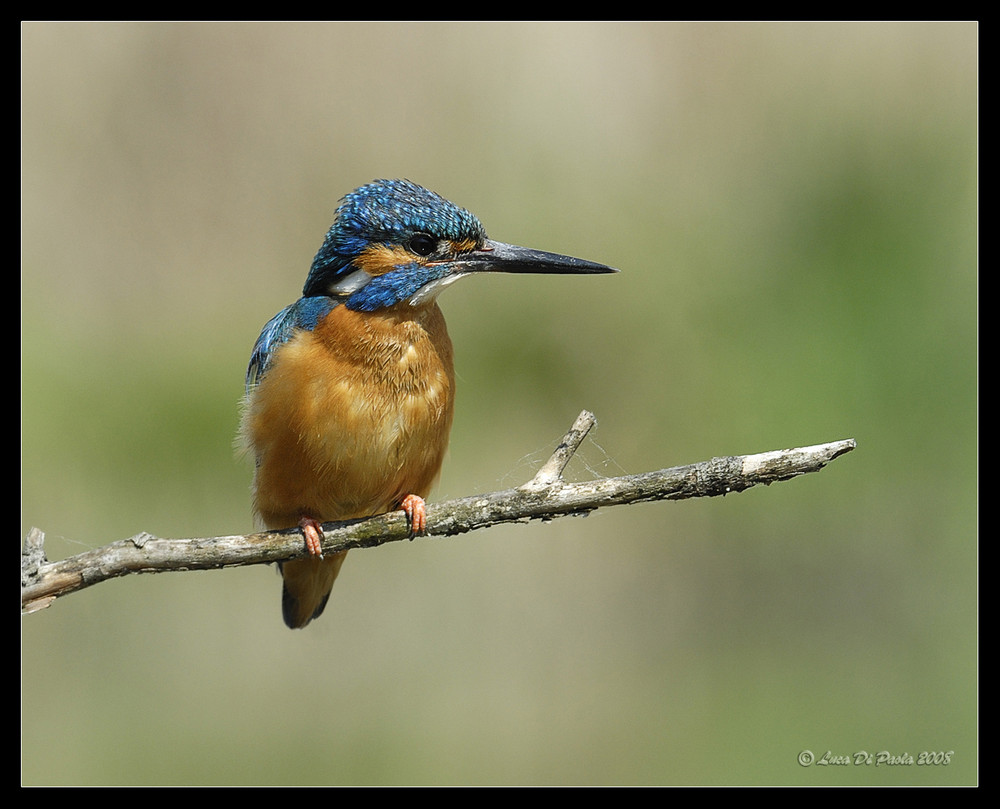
[240, 179, 616, 628]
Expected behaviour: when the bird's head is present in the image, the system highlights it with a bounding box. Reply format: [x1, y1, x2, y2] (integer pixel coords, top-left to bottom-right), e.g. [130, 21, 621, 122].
[302, 179, 616, 311]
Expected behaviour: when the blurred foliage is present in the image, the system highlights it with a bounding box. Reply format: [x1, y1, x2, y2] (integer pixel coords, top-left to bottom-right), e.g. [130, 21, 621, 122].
[22, 22, 976, 785]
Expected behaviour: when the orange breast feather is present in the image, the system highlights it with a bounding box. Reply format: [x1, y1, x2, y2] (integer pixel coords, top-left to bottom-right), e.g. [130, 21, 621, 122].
[243, 300, 455, 531]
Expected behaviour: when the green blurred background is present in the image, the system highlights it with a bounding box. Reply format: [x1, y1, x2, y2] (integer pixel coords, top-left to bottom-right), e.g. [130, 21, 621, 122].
[21, 22, 977, 785]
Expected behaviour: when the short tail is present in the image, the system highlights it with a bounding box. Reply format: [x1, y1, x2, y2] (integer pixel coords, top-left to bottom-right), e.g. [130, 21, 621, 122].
[279, 552, 348, 629]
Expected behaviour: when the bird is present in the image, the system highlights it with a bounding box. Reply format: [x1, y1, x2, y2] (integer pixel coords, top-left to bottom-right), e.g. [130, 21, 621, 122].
[240, 179, 616, 628]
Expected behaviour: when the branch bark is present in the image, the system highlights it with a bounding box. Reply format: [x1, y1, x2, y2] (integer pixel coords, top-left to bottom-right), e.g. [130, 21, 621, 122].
[21, 411, 856, 614]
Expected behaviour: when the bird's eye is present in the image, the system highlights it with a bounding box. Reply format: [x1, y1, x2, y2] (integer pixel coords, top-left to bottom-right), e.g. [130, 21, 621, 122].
[409, 234, 437, 257]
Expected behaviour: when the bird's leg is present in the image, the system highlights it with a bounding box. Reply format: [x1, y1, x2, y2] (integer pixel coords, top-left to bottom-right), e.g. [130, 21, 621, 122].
[400, 494, 427, 537]
[297, 516, 325, 558]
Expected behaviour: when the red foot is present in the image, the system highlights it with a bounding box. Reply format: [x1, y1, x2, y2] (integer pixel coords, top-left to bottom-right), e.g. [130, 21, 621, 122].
[298, 516, 324, 558]
[400, 494, 427, 536]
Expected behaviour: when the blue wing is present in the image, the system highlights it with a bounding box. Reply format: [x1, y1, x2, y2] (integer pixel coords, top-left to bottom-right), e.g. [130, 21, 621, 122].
[245, 296, 338, 394]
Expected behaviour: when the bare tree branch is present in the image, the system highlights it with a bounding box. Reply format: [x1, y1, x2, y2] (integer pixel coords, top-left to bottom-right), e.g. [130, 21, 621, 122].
[21, 411, 856, 615]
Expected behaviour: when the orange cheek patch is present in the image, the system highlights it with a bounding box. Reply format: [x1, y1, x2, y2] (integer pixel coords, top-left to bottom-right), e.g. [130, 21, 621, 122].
[354, 244, 416, 276]
[452, 238, 481, 252]
[353, 238, 484, 276]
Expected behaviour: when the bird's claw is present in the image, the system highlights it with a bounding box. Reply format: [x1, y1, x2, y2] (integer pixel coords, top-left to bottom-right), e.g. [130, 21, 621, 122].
[400, 494, 427, 537]
[298, 516, 325, 558]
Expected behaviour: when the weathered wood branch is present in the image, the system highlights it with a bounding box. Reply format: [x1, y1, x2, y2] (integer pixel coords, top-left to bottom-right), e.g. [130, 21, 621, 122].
[21, 411, 855, 615]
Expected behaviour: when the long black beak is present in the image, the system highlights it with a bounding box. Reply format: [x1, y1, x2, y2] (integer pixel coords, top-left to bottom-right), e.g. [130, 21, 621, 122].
[449, 239, 618, 276]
